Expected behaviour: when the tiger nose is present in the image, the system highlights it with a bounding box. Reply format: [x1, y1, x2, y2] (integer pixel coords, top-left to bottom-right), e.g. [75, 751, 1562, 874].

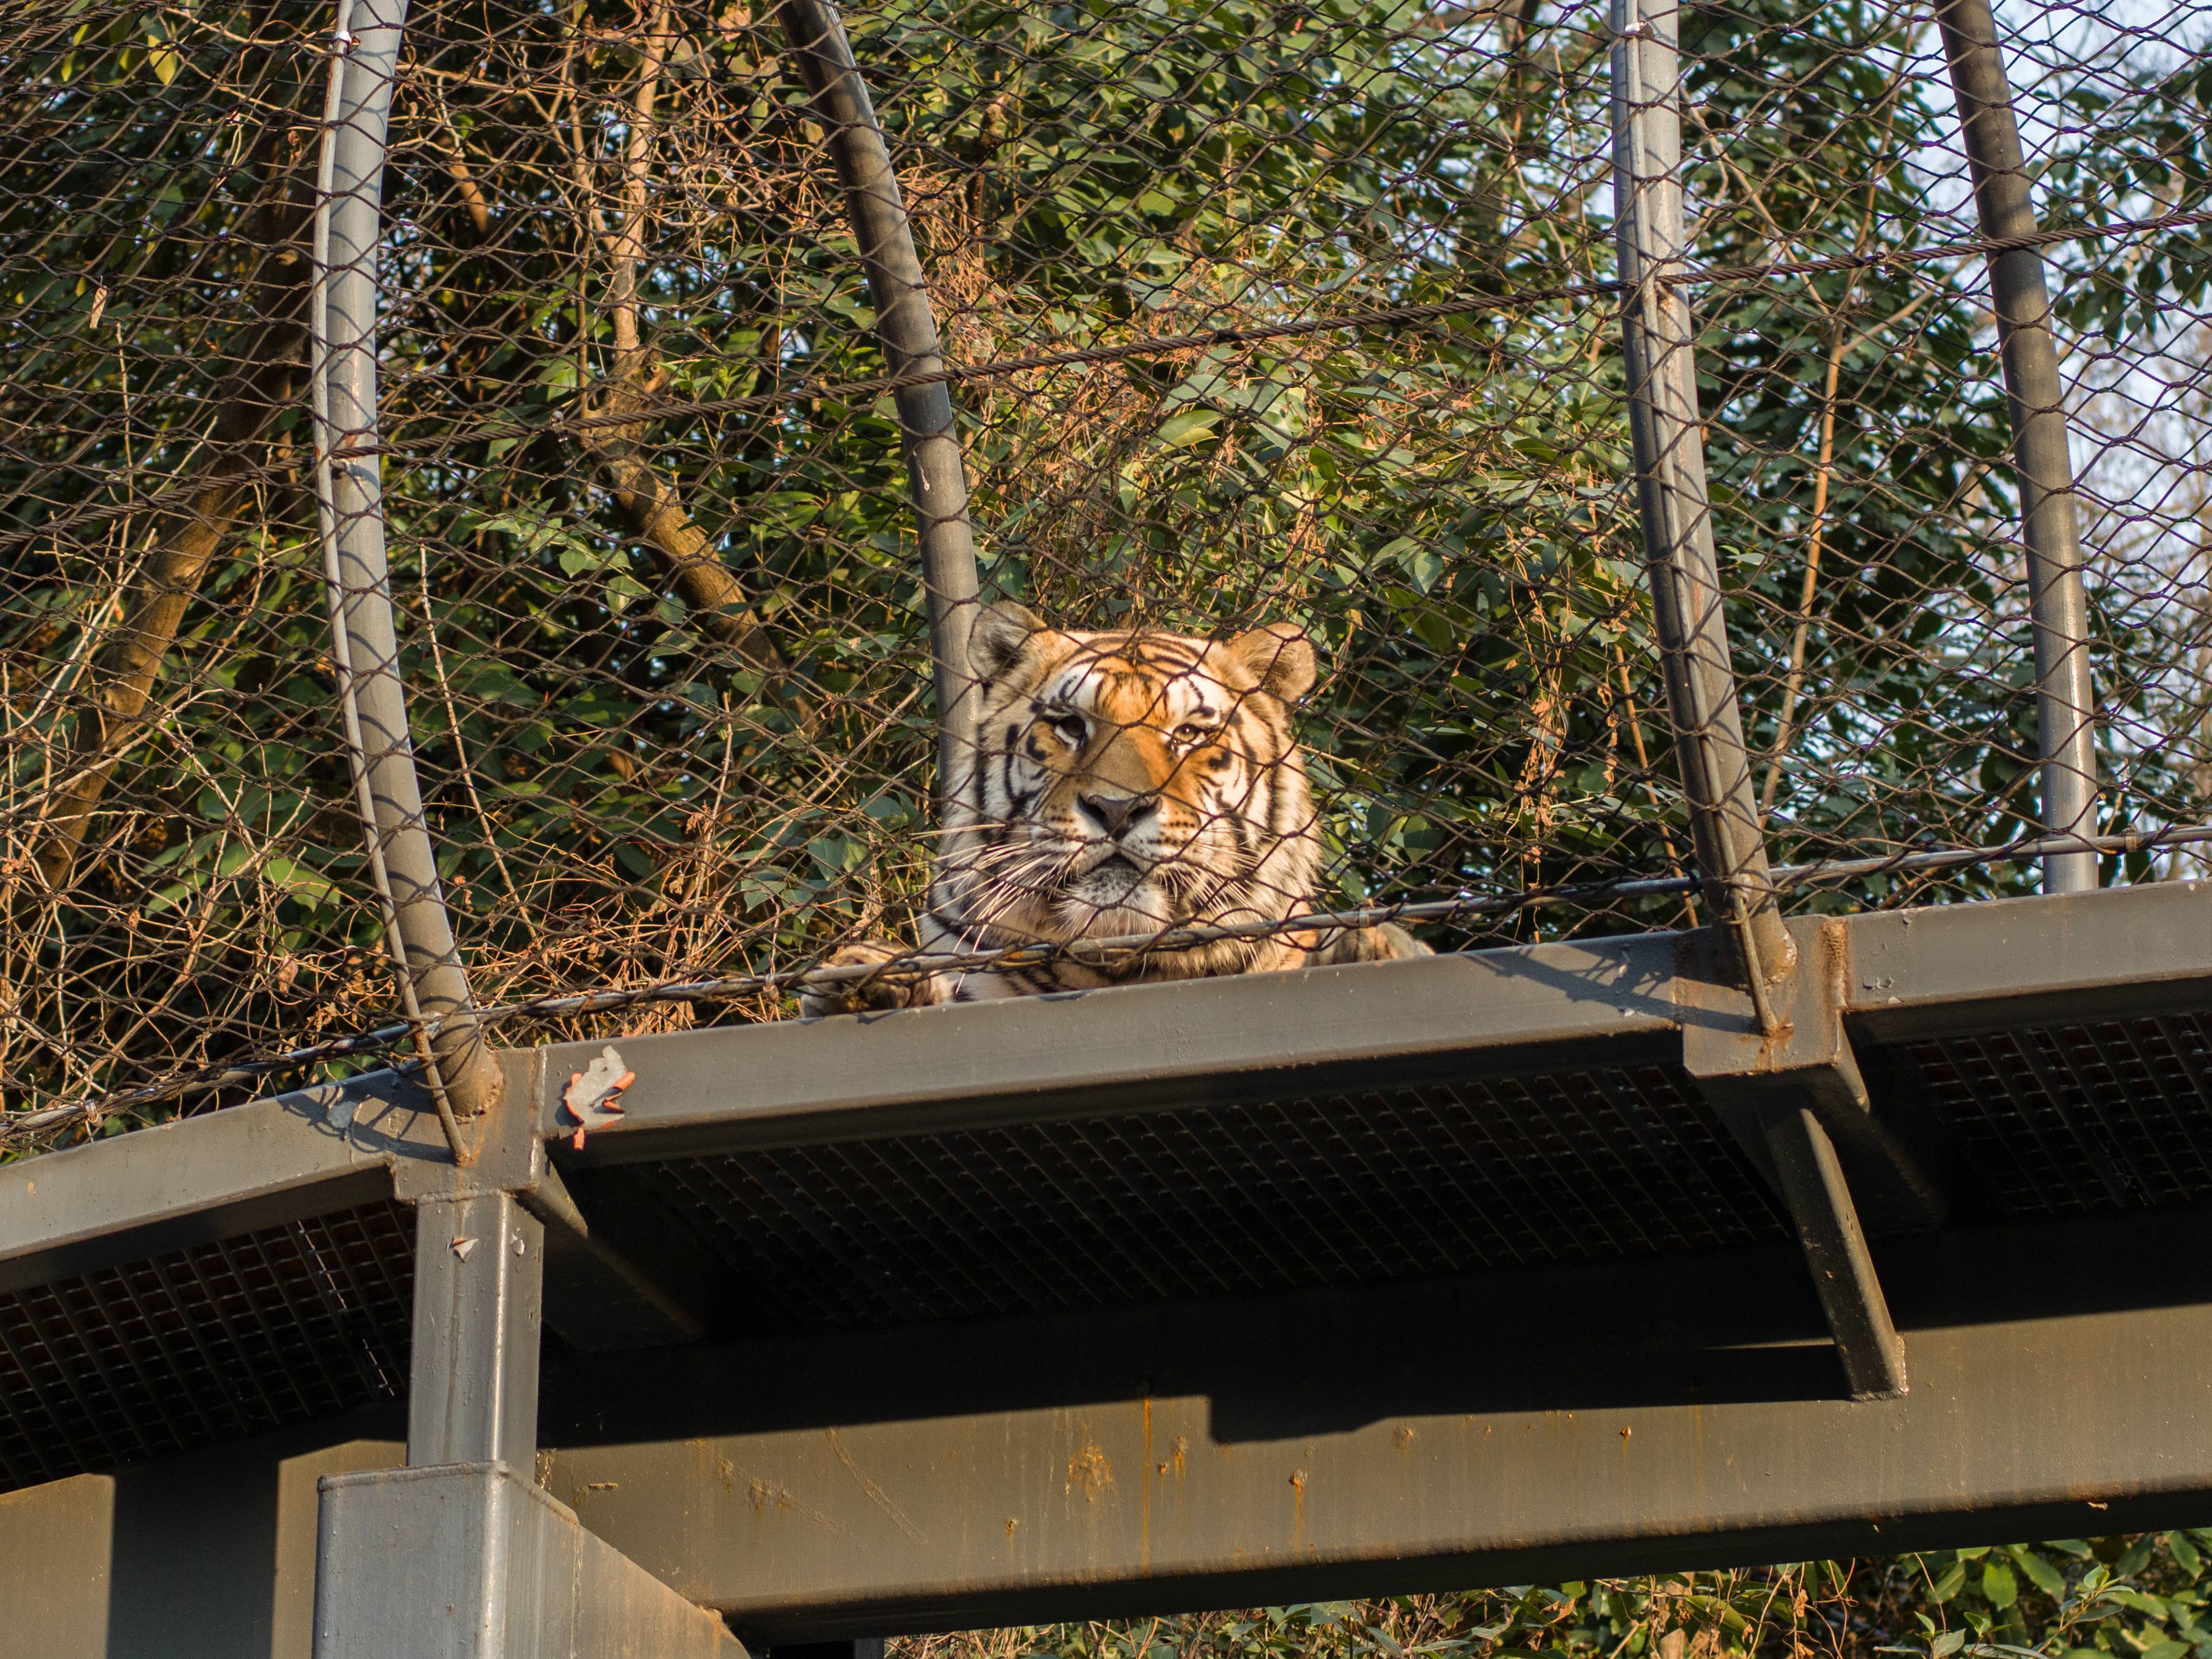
[1079, 791, 1152, 840]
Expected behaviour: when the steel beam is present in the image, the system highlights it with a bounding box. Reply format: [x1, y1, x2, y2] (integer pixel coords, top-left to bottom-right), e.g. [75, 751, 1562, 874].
[536, 1207, 2212, 1636]
[1681, 921, 1922, 1396]
[1611, 0, 1793, 986]
[528, 881, 2211, 1177]
[1760, 1103, 1908, 1399]
[537, 934, 1684, 1164]
[314, 1461, 748, 1659]
[779, 0, 982, 812]
[1936, 0, 2100, 894]
[0, 1070, 435, 1296]
[1683, 919, 1948, 1237]
[314, 0, 500, 1114]
[1844, 878, 2212, 1037]
[527, 1166, 726, 1351]
[408, 1191, 543, 1469]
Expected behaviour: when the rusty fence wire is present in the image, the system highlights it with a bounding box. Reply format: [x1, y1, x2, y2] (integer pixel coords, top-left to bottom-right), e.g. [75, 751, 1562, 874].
[4, 0, 2212, 1142]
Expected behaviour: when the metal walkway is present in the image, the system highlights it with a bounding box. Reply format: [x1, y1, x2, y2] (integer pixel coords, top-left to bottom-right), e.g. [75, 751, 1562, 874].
[2, 881, 2209, 1651]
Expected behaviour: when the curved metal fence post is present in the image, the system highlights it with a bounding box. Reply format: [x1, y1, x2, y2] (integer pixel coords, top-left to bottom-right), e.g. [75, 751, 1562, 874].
[1611, 0, 1795, 1012]
[779, 0, 984, 815]
[1937, 0, 2099, 894]
[315, 0, 502, 1125]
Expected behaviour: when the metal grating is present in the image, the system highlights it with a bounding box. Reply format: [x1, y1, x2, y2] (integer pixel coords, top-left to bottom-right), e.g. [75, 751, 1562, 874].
[633, 1066, 1788, 1328]
[1902, 1014, 2212, 1217]
[0, 1202, 415, 1494]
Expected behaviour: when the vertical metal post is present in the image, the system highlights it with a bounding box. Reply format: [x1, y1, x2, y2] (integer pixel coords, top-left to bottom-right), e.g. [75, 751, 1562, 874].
[779, 0, 983, 815]
[1610, 0, 1795, 998]
[408, 1191, 544, 1467]
[315, 0, 503, 1122]
[1937, 0, 2099, 893]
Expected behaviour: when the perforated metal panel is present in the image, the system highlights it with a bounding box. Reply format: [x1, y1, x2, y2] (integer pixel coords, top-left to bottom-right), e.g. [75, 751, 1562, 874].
[0, 1202, 414, 1494]
[631, 1065, 1789, 1328]
[1900, 1014, 2212, 1216]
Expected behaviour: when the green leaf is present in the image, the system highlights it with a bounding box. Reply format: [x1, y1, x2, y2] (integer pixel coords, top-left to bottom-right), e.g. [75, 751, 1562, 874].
[1981, 1563, 2018, 1610]
[2007, 1547, 2066, 1598]
[1932, 1632, 1966, 1657]
[1157, 408, 1223, 447]
[2104, 1589, 2166, 1618]
[2168, 1532, 2202, 1575]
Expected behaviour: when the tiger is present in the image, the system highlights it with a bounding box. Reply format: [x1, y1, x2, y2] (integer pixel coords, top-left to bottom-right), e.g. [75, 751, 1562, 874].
[798, 600, 1430, 1016]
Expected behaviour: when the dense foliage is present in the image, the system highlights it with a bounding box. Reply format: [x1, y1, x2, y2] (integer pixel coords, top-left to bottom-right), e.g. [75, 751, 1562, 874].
[897, 1532, 2212, 1659]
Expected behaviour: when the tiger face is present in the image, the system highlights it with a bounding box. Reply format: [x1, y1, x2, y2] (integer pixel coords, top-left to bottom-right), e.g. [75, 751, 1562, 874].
[933, 602, 1324, 986]
[800, 601, 1430, 1016]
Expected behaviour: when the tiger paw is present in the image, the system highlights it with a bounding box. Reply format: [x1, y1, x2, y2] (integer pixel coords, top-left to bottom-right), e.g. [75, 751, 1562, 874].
[1306, 921, 1433, 965]
[798, 939, 915, 1018]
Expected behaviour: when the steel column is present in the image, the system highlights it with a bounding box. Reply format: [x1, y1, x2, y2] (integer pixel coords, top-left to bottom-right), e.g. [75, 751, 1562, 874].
[779, 0, 983, 814]
[1611, 0, 1795, 998]
[315, 0, 502, 1119]
[1936, 0, 2099, 893]
[407, 1191, 544, 1469]
[315, 1461, 748, 1658]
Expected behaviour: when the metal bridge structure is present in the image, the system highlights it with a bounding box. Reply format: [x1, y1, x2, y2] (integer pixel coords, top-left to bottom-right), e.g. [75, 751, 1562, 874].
[4, 879, 2212, 1657]
[4, 0, 2211, 1652]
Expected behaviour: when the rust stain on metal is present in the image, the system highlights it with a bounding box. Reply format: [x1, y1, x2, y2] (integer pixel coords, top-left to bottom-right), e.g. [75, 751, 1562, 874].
[749, 1477, 793, 1513]
[1395, 1424, 1416, 1455]
[1066, 1443, 1114, 1500]
[1005, 1515, 1019, 1539]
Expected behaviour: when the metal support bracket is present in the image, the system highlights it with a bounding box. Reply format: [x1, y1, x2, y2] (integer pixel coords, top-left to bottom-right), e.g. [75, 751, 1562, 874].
[314, 1460, 748, 1658]
[1680, 918, 1939, 1399]
[1759, 1101, 1908, 1401]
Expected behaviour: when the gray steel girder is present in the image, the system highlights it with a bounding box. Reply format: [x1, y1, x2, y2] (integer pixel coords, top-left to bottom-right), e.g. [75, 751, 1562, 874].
[532, 1207, 2212, 1638]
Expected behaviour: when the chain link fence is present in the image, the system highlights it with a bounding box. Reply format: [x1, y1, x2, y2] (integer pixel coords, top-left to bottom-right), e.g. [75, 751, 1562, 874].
[5, 0, 2211, 1143]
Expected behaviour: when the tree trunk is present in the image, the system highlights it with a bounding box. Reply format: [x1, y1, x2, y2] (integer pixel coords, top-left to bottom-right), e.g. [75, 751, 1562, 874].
[32, 129, 320, 893]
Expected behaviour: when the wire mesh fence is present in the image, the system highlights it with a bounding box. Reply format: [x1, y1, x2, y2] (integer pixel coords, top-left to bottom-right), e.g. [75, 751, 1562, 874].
[4, 0, 2211, 1143]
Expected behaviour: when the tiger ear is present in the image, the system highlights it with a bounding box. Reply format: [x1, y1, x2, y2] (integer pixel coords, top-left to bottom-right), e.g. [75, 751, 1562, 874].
[969, 600, 1053, 681]
[1226, 623, 1319, 704]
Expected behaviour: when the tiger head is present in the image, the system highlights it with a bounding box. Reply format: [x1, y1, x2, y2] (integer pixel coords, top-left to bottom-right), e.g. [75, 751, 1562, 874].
[932, 601, 1325, 978]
